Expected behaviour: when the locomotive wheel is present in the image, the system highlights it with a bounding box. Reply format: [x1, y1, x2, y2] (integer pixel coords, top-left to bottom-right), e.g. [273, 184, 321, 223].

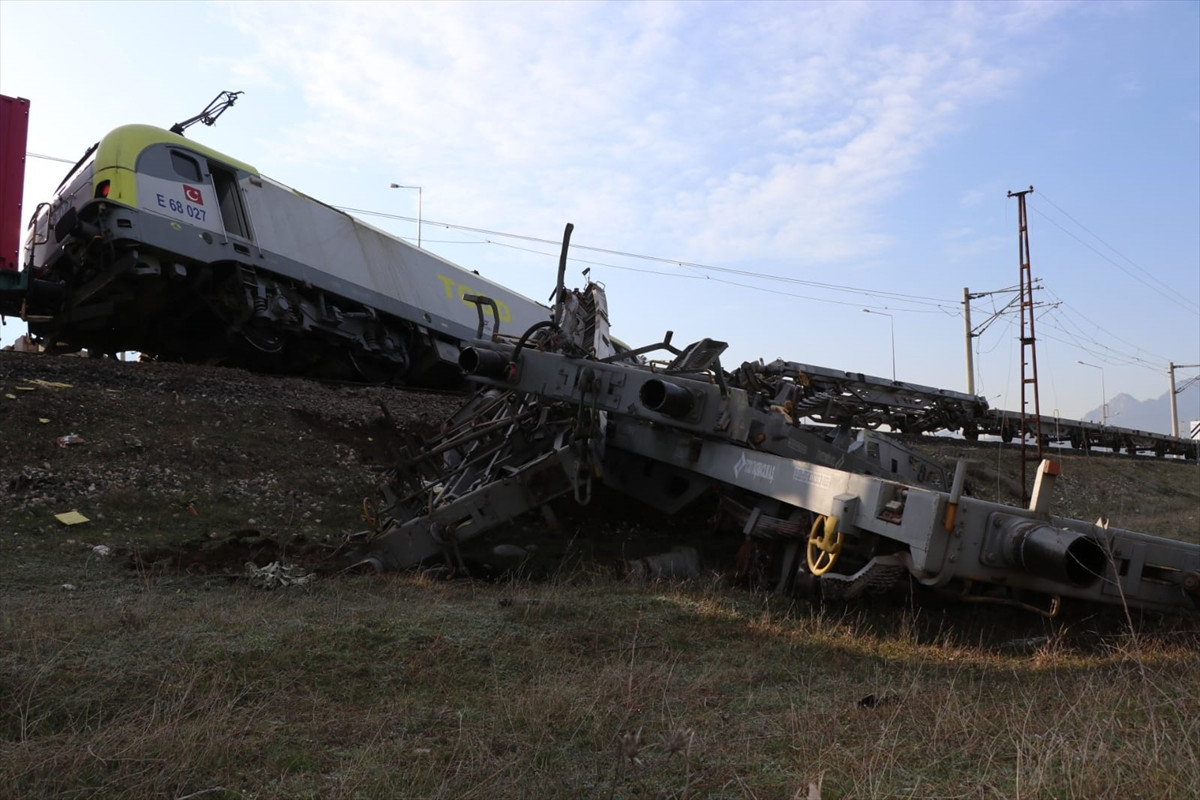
[349, 346, 402, 385]
[806, 515, 843, 575]
[242, 322, 285, 354]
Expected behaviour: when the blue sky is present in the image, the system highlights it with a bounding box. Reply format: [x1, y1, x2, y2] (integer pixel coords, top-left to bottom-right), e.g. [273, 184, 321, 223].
[2, 0, 1197, 426]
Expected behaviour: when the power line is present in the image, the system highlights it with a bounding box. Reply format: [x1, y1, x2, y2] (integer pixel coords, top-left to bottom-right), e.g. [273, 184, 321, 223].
[338, 205, 961, 311]
[26, 152, 78, 165]
[489, 238, 961, 314]
[1040, 285, 1172, 369]
[1035, 191, 1194, 307]
[343, 204, 1189, 372]
[1029, 193, 1200, 316]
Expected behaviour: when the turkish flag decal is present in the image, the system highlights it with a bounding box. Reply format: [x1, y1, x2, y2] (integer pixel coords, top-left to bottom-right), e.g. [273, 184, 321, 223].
[183, 185, 204, 205]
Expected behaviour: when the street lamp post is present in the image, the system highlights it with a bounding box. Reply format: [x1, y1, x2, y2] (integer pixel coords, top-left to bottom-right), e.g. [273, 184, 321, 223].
[388, 183, 422, 248]
[861, 308, 896, 382]
[1077, 360, 1107, 425]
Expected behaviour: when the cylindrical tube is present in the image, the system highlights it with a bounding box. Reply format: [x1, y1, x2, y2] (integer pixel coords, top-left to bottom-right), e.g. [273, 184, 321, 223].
[992, 516, 1106, 587]
[459, 346, 510, 379]
[640, 378, 696, 418]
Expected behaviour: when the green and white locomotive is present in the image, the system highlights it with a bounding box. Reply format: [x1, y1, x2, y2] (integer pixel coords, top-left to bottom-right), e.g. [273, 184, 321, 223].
[18, 123, 549, 384]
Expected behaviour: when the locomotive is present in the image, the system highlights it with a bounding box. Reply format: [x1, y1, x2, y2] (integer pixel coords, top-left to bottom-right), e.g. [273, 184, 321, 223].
[9, 123, 550, 384]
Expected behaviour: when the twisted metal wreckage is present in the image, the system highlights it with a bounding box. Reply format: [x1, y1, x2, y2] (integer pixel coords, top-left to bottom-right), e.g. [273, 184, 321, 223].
[351, 226, 1200, 619]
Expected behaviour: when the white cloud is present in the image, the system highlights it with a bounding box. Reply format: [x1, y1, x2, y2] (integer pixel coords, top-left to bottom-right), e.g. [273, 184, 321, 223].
[220, 1, 1040, 269]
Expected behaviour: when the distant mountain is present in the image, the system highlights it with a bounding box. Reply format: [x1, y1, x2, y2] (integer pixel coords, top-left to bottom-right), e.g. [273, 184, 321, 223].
[1082, 383, 1200, 436]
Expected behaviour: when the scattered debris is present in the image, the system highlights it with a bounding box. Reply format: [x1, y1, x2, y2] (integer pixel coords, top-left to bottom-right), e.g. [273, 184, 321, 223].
[619, 728, 644, 767]
[54, 510, 90, 526]
[857, 693, 901, 709]
[627, 546, 701, 583]
[492, 543, 533, 559]
[245, 560, 314, 589]
[56, 433, 85, 448]
[798, 774, 824, 800]
[92, 544, 112, 558]
[497, 597, 544, 608]
[999, 635, 1052, 653]
[661, 727, 695, 757]
[61, 583, 76, 591]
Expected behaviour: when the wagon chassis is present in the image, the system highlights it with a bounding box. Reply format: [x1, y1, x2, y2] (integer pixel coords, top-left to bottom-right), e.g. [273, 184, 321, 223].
[353, 262, 1200, 619]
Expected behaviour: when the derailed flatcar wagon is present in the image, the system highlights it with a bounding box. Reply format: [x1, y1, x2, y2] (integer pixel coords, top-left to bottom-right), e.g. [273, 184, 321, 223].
[13, 123, 549, 384]
[354, 273, 1200, 619]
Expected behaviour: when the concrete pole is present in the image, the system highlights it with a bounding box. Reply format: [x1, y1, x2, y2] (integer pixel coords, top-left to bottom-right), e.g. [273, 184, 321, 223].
[963, 287, 975, 395]
[1168, 363, 1200, 438]
[1169, 362, 1179, 438]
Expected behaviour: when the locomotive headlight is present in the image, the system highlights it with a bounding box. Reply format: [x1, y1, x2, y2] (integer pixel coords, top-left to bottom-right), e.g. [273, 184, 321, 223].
[95, 181, 111, 199]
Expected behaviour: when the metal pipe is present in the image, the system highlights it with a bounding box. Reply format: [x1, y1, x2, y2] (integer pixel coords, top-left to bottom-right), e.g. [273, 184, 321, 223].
[640, 378, 696, 418]
[986, 514, 1105, 587]
[459, 346, 511, 379]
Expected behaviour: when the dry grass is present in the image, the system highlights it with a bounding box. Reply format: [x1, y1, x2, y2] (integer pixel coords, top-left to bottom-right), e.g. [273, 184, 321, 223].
[3, 354, 1198, 798]
[3, 573, 1198, 799]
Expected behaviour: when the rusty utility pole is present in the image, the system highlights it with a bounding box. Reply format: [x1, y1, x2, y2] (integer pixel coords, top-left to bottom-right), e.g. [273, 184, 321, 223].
[1008, 186, 1042, 503]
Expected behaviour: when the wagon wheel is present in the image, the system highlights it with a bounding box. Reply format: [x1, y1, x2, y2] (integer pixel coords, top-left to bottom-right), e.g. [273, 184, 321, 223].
[806, 515, 843, 575]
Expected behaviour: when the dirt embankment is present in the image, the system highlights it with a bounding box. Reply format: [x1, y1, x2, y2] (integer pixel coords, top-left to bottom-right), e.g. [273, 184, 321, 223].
[2, 350, 1197, 588]
[0, 351, 460, 579]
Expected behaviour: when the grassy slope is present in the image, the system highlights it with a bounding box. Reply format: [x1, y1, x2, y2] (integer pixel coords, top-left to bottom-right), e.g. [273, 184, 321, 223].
[4, 581, 1198, 799]
[1, 354, 1198, 798]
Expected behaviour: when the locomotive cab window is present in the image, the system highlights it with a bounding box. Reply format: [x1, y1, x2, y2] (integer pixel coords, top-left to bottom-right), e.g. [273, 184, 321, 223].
[170, 151, 202, 183]
[210, 164, 252, 240]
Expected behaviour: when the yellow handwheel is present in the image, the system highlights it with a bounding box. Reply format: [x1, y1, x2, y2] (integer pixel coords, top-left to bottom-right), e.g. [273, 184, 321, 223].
[361, 498, 380, 533]
[806, 515, 843, 575]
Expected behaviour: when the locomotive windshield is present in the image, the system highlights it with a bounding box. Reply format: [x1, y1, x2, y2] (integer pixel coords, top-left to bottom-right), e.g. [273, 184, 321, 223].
[170, 151, 203, 182]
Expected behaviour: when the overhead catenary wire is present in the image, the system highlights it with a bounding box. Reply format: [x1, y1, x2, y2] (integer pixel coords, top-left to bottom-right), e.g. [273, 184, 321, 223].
[337, 206, 960, 311]
[486, 239, 960, 314]
[26, 152, 77, 164]
[339, 204, 1194, 377]
[1032, 191, 1199, 316]
[1031, 202, 1199, 316]
[1040, 285, 1173, 369]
